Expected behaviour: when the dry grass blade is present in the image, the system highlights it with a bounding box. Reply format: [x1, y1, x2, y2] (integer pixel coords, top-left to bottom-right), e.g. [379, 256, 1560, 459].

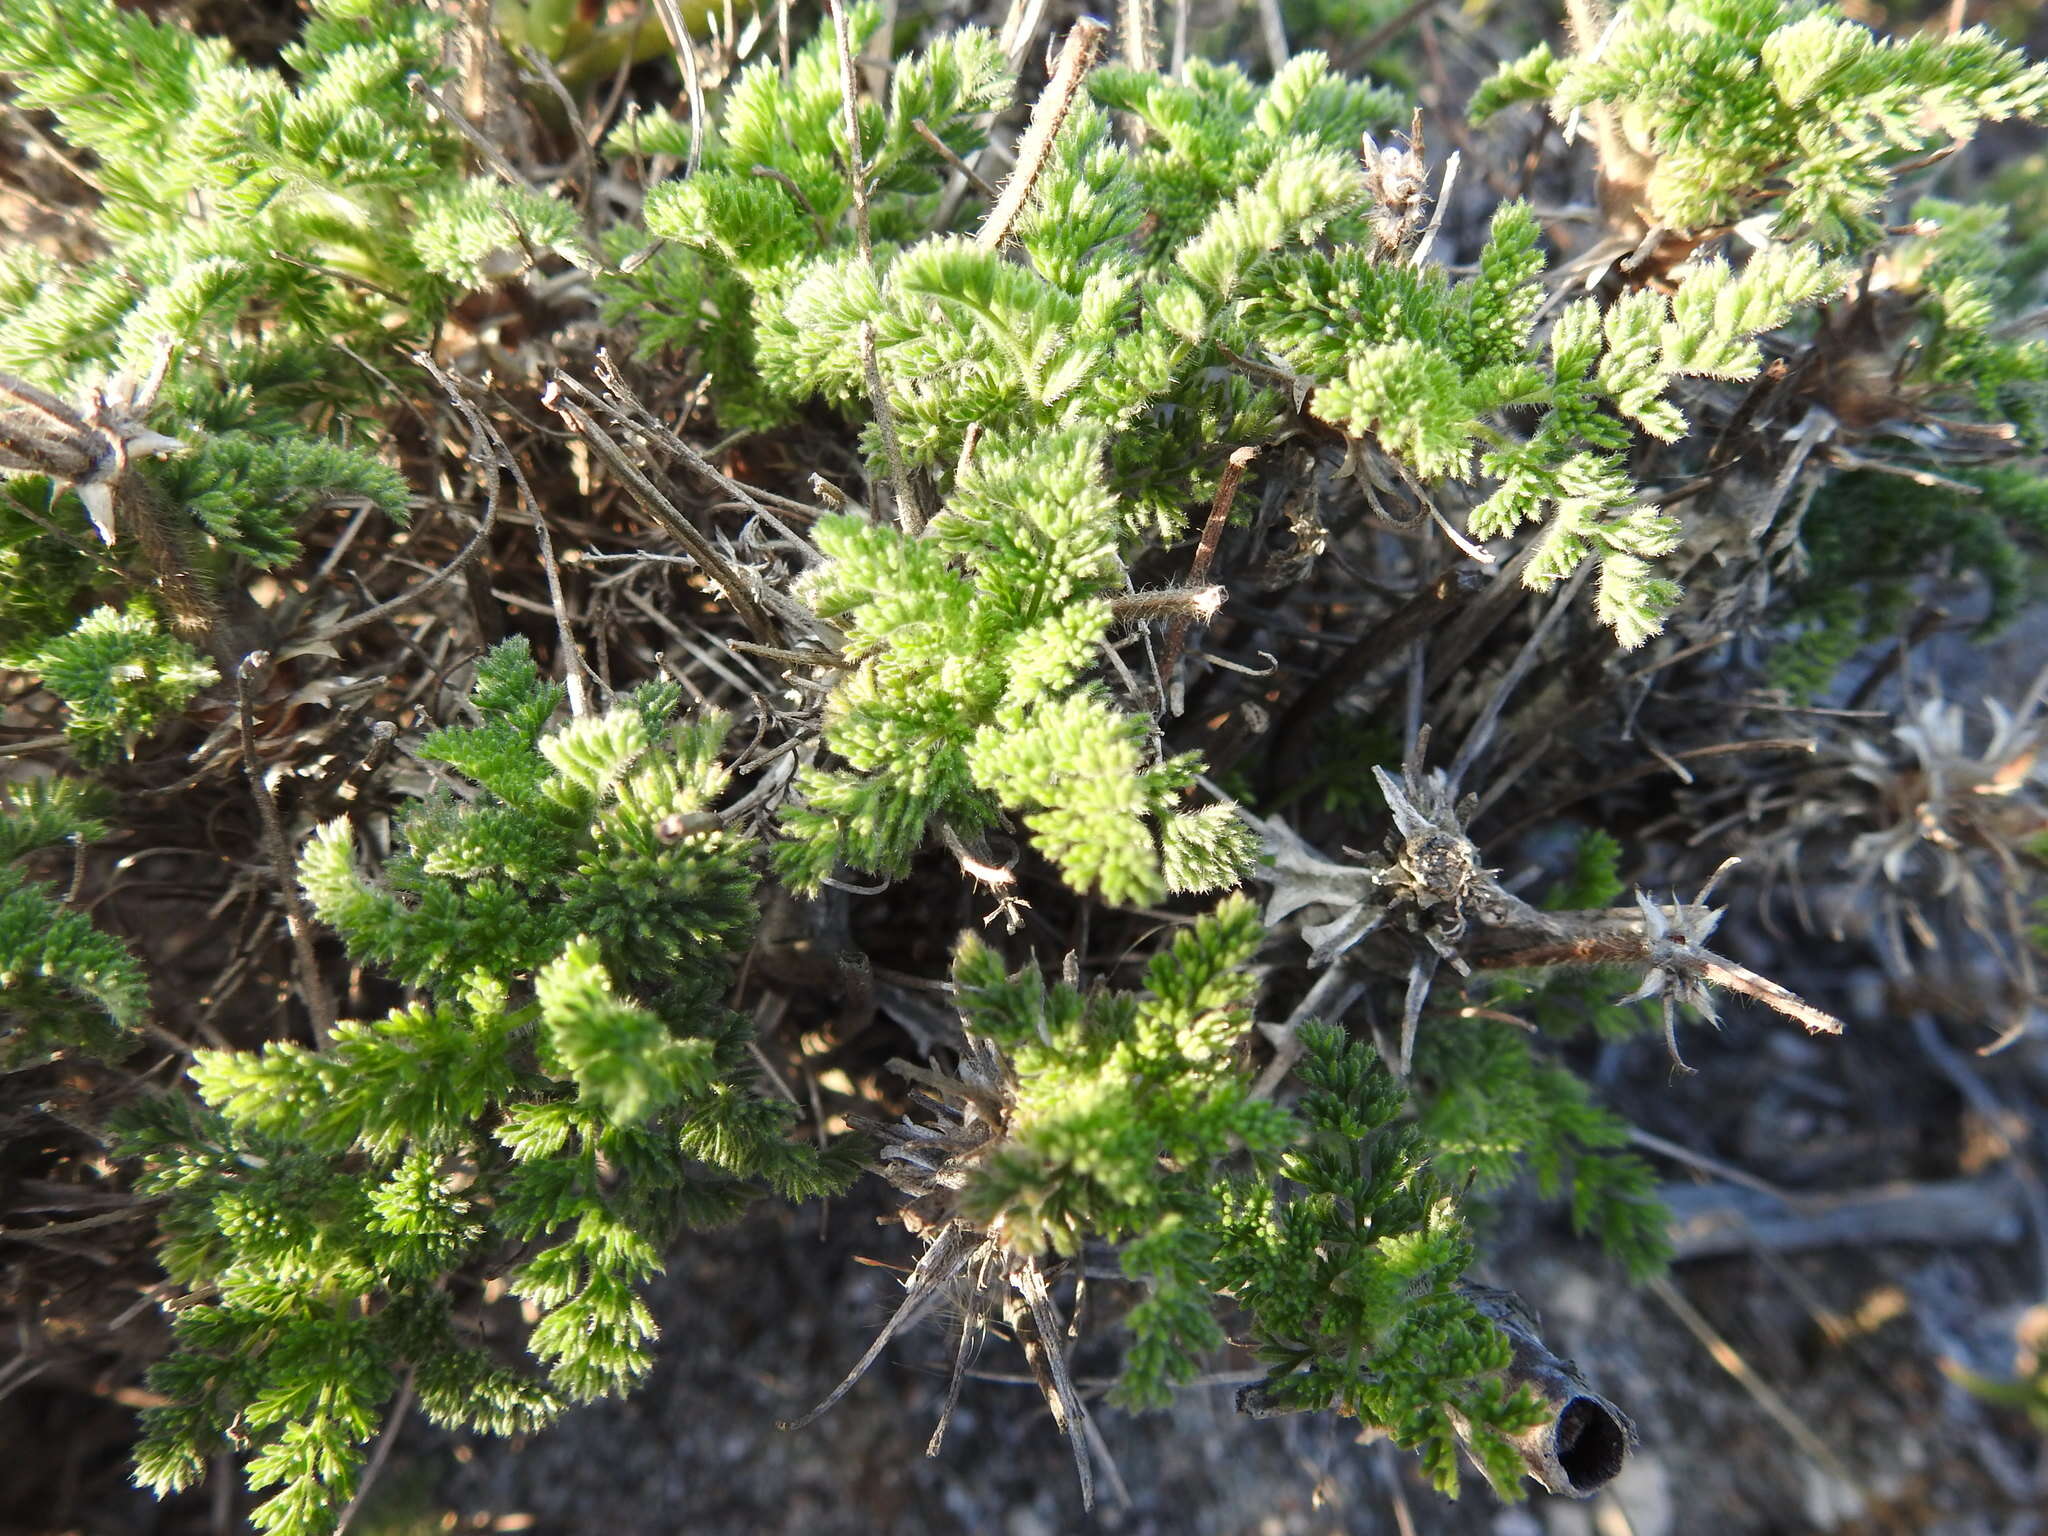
[1646, 1273, 1864, 1500]
[651, 0, 707, 177]
[1011, 1257, 1097, 1510]
[926, 1245, 999, 1458]
[779, 1225, 970, 1432]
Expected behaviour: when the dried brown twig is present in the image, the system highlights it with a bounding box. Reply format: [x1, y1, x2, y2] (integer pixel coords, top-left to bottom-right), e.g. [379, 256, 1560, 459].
[825, 0, 870, 261]
[1158, 445, 1257, 701]
[235, 653, 337, 1047]
[543, 374, 778, 646]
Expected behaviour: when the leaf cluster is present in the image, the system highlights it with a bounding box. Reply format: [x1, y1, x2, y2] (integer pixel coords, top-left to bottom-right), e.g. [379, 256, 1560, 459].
[11, 603, 219, 764]
[126, 640, 861, 1536]
[950, 896, 1297, 1408]
[1473, 0, 2048, 251]
[1251, 209, 1847, 644]
[773, 426, 1256, 904]
[1414, 1018, 1670, 1281]
[0, 0, 586, 396]
[601, 6, 1010, 432]
[11, 0, 2042, 1522]
[0, 0, 574, 753]
[1884, 198, 2048, 440]
[0, 775, 148, 1065]
[1216, 1021, 1549, 1496]
[611, 41, 1384, 528]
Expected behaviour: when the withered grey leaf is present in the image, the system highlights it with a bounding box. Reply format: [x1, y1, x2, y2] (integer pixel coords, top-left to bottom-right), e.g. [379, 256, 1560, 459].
[1258, 816, 1391, 965]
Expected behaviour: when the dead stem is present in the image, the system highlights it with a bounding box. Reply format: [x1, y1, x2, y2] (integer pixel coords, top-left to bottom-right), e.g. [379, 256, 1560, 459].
[1266, 566, 1485, 787]
[0, 367, 221, 655]
[1697, 952, 1845, 1036]
[1469, 926, 1846, 1038]
[236, 653, 337, 1048]
[544, 381, 778, 646]
[926, 1245, 999, 1457]
[409, 75, 533, 190]
[827, 0, 872, 261]
[911, 117, 997, 200]
[1352, 0, 1444, 59]
[1011, 1257, 1098, 1510]
[860, 321, 920, 536]
[332, 1369, 415, 1536]
[751, 163, 830, 242]
[727, 640, 855, 670]
[1118, 0, 1156, 73]
[526, 504, 589, 717]
[1445, 564, 1587, 796]
[1159, 445, 1257, 699]
[977, 18, 1109, 251]
[1110, 584, 1227, 625]
[938, 823, 1018, 892]
[1254, 0, 1288, 73]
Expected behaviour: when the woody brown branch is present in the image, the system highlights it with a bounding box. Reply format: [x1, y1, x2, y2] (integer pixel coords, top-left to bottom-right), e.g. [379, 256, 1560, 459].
[1466, 912, 1845, 1036]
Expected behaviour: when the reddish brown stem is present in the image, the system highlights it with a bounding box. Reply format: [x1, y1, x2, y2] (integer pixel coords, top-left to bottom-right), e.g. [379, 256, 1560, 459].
[1158, 445, 1257, 692]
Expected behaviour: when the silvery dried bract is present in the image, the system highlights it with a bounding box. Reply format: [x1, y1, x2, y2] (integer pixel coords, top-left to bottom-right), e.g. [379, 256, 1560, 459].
[864, 1035, 1014, 1231]
[1260, 815, 1394, 965]
[1734, 680, 2045, 1044]
[1614, 865, 1734, 1072]
[0, 352, 184, 545]
[1257, 753, 1519, 1074]
[1260, 756, 1510, 971]
[1843, 692, 2043, 897]
[1256, 744, 1844, 1074]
